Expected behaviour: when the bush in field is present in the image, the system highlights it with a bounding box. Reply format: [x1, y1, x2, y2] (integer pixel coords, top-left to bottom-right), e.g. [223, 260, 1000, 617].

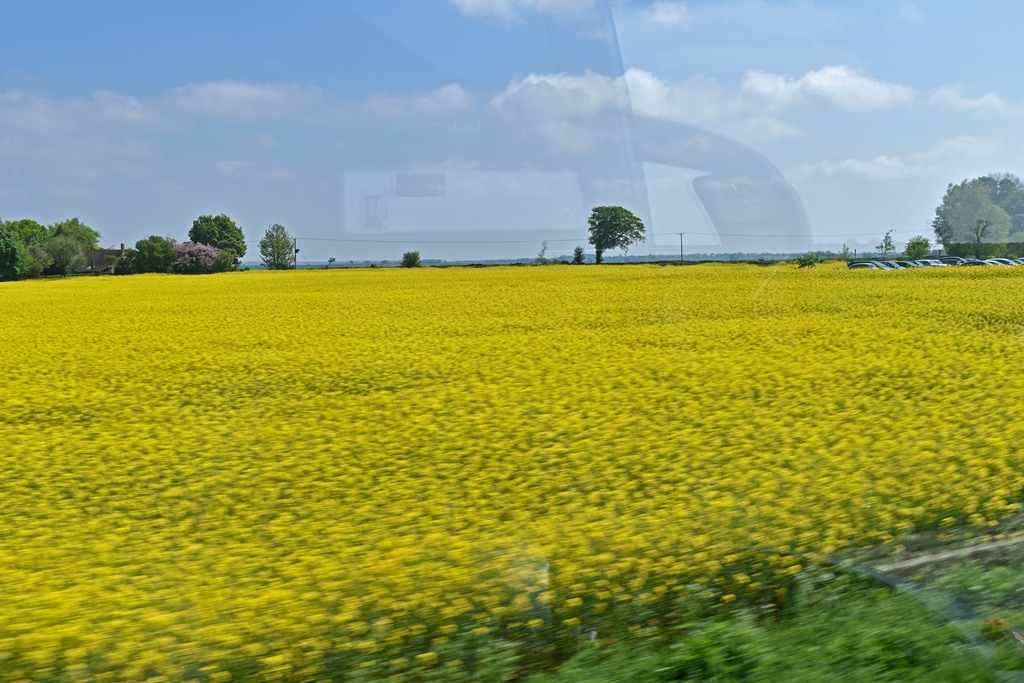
[134, 235, 177, 273]
[904, 235, 931, 260]
[796, 253, 822, 268]
[401, 251, 422, 268]
[115, 236, 178, 275]
[173, 241, 221, 274]
[214, 249, 237, 273]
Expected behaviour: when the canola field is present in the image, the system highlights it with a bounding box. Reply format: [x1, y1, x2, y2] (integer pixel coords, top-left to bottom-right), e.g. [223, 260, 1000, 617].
[2, 262, 1024, 681]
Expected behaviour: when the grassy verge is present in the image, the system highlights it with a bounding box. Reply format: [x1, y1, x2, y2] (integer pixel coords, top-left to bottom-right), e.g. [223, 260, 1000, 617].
[520, 565, 1005, 682]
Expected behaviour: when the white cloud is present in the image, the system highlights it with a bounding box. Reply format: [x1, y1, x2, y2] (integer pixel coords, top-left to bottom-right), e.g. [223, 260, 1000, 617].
[625, 70, 731, 120]
[363, 84, 472, 117]
[0, 89, 164, 186]
[646, 1, 692, 27]
[792, 136, 999, 181]
[930, 86, 1024, 116]
[489, 68, 803, 144]
[0, 90, 168, 133]
[89, 91, 167, 126]
[488, 67, 809, 149]
[489, 71, 636, 151]
[448, 0, 596, 21]
[490, 71, 628, 119]
[742, 66, 914, 110]
[624, 69, 799, 140]
[168, 80, 324, 120]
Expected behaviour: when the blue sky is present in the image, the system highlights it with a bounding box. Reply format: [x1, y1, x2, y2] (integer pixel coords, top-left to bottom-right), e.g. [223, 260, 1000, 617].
[3, 0, 1023, 260]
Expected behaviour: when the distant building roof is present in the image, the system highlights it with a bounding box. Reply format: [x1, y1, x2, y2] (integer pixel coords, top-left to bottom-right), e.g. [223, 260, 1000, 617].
[78, 244, 125, 273]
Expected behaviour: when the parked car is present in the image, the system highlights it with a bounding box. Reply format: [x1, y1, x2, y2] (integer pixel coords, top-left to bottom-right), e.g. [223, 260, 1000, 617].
[876, 261, 902, 269]
[988, 258, 1019, 266]
[984, 259, 1011, 266]
[848, 261, 883, 269]
[939, 257, 968, 265]
[961, 259, 990, 266]
[895, 260, 924, 268]
[917, 259, 948, 267]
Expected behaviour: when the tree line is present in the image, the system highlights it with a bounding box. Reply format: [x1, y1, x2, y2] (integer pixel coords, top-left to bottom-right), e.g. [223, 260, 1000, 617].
[0, 214, 258, 280]
[2, 206, 653, 280]
[0, 217, 103, 280]
[933, 173, 1024, 259]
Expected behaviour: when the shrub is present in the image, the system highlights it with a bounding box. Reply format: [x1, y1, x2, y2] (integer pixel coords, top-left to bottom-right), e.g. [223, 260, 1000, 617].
[173, 242, 220, 274]
[796, 252, 822, 268]
[111, 249, 139, 275]
[133, 236, 177, 273]
[401, 251, 421, 268]
[214, 249, 237, 273]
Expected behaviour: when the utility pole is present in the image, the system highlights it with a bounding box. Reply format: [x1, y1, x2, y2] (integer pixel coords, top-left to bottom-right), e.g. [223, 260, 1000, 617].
[294, 238, 299, 270]
[677, 232, 684, 264]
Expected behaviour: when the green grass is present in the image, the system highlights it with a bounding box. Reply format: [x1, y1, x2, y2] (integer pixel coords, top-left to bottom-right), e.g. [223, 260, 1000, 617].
[521, 569, 1003, 682]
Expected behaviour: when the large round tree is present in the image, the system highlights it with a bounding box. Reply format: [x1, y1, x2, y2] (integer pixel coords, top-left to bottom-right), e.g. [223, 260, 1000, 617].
[587, 206, 646, 264]
[189, 214, 246, 260]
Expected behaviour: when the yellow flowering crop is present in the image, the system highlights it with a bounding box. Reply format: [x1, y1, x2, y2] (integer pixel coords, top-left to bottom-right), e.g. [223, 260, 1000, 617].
[1, 262, 1023, 679]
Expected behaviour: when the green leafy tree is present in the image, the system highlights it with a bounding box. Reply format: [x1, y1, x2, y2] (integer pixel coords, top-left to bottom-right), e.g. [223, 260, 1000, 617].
[189, 214, 246, 260]
[904, 235, 931, 260]
[7, 219, 47, 246]
[572, 246, 586, 265]
[259, 224, 295, 270]
[42, 235, 86, 275]
[0, 224, 18, 281]
[133, 235, 177, 273]
[587, 206, 646, 264]
[111, 249, 138, 275]
[934, 179, 1011, 257]
[979, 173, 1024, 235]
[401, 251, 421, 268]
[17, 244, 48, 279]
[48, 217, 100, 250]
[875, 230, 895, 258]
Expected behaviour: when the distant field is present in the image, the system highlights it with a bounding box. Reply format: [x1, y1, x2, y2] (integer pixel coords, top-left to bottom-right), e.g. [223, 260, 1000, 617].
[2, 263, 1024, 680]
